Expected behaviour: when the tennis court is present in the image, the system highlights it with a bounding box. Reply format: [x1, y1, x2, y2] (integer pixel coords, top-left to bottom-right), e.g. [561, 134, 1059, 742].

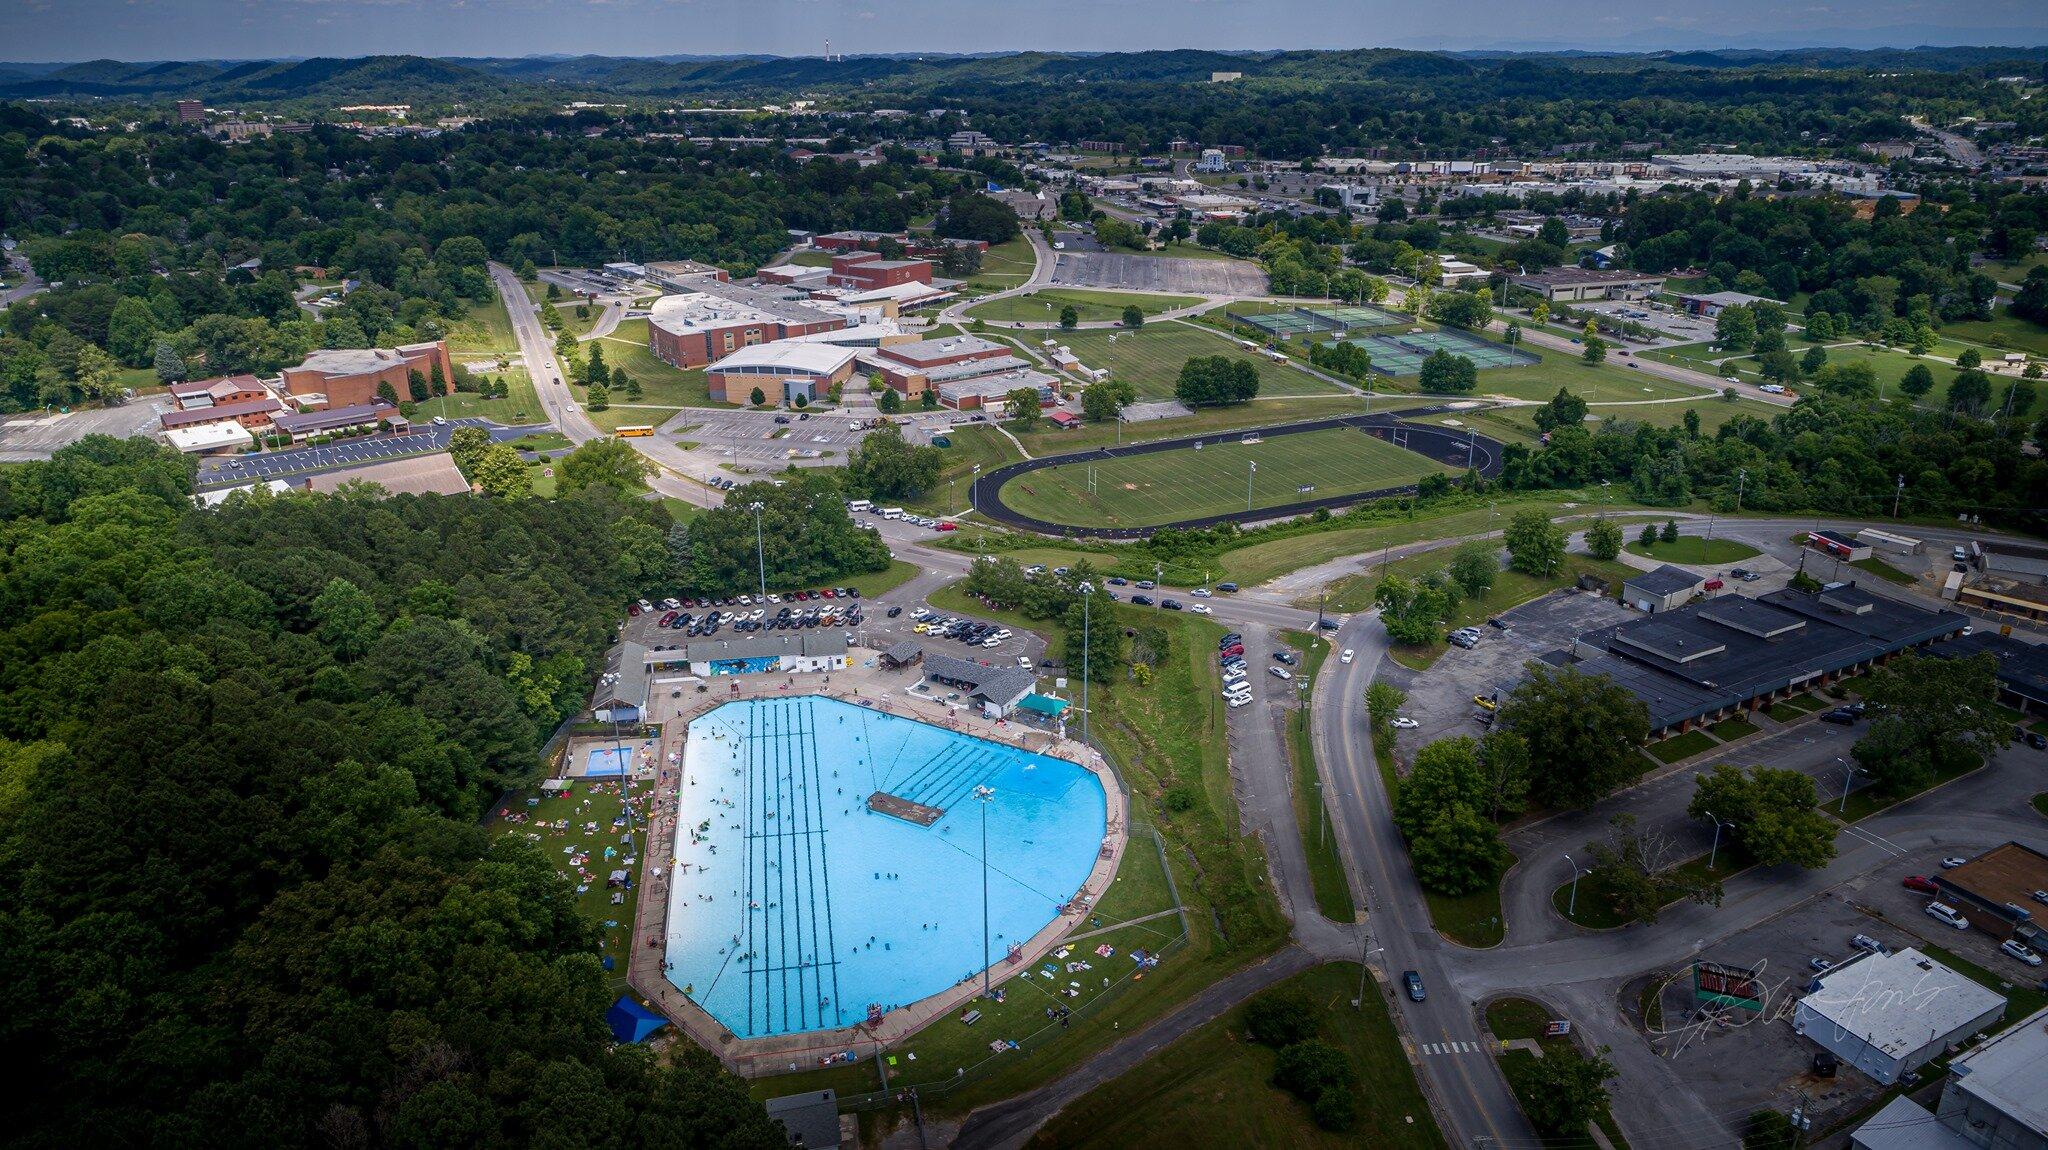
[1352, 328, 1539, 376]
[1234, 303, 1406, 338]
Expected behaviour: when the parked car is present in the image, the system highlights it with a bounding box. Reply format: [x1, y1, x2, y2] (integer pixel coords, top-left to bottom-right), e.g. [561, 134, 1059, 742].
[1131, 594, 1153, 606]
[1160, 599, 1183, 611]
[2002, 940, 2043, 967]
[1191, 587, 1212, 598]
[886, 606, 903, 618]
[1449, 632, 1479, 649]
[1472, 695, 1497, 711]
[1941, 856, 1968, 869]
[1925, 901, 1970, 929]
[2032, 890, 2048, 906]
[1391, 717, 1421, 729]
[1272, 650, 1298, 666]
[1820, 709, 1857, 725]
[1902, 875, 1939, 894]
[1135, 580, 1156, 590]
[1217, 582, 1239, 593]
[1809, 957, 1834, 973]
[2029, 732, 2048, 750]
[1269, 666, 1293, 681]
[1107, 577, 1128, 586]
[1851, 934, 1886, 955]
[1190, 604, 1212, 614]
[1403, 971, 1426, 1002]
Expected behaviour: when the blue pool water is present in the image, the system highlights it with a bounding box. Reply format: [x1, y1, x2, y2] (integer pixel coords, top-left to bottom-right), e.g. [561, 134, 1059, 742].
[584, 746, 633, 777]
[662, 695, 1107, 1039]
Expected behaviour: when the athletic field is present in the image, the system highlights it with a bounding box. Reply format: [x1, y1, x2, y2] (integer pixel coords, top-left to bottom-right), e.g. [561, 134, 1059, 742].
[995, 427, 1447, 528]
[1053, 324, 1346, 400]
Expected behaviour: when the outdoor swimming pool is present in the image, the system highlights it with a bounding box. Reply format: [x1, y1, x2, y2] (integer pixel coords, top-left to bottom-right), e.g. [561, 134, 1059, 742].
[662, 695, 1107, 1039]
[584, 746, 634, 777]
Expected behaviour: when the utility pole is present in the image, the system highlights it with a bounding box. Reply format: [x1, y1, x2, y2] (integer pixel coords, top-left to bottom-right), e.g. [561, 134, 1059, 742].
[1734, 467, 1747, 514]
[1893, 474, 1905, 519]
[1081, 590, 1090, 745]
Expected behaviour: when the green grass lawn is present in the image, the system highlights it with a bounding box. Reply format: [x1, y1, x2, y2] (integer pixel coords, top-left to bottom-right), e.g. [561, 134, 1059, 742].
[509, 430, 573, 452]
[1028, 963, 1445, 1150]
[1493, 1010, 1630, 1150]
[1283, 631, 1355, 923]
[421, 367, 544, 426]
[1708, 716, 1761, 742]
[1471, 343, 1704, 405]
[585, 406, 682, 434]
[1151, 241, 1256, 264]
[444, 293, 520, 357]
[783, 250, 835, 267]
[589, 319, 716, 407]
[1852, 556, 1916, 585]
[841, 559, 922, 598]
[1624, 537, 1761, 565]
[1330, 552, 1638, 668]
[998, 426, 1446, 529]
[1486, 997, 1553, 1041]
[962, 236, 1037, 293]
[1647, 730, 1718, 764]
[1425, 855, 1510, 948]
[1007, 394, 1391, 458]
[967, 288, 1201, 325]
[905, 424, 1024, 517]
[489, 776, 648, 1001]
[1051, 322, 1347, 400]
[1975, 254, 2048, 285]
[1938, 307, 2048, 359]
[2033, 793, 2048, 819]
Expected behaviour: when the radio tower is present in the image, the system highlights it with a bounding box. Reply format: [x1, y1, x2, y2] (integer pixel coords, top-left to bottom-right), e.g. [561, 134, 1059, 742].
[825, 39, 832, 62]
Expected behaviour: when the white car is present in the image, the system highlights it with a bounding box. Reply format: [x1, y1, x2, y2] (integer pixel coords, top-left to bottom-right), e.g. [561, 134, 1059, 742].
[661, 598, 681, 610]
[1391, 717, 1421, 729]
[1340, 649, 1355, 664]
[1228, 694, 1253, 708]
[2002, 940, 2043, 966]
[1269, 666, 1292, 681]
[1017, 657, 1033, 671]
[1189, 604, 1212, 614]
[1191, 587, 1212, 597]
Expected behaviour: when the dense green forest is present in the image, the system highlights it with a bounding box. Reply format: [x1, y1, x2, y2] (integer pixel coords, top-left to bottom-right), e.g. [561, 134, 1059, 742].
[0, 438, 784, 1147]
[0, 109, 1000, 410]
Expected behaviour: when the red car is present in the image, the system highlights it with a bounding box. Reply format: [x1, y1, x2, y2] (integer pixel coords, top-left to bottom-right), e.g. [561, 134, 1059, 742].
[938, 521, 958, 532]
[657, 611, 678, 627]
[1903, 875, 1939, 895]
[1220, 644, 1245, 660]
[627, 603, 642, 616]
[822, 588, 837, 599]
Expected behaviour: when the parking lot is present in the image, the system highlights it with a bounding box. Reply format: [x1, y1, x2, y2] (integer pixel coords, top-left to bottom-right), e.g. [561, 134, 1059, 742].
[0, 399, 170, 462]
[1383, 587, 1632, 756]
[192, 418, 543, 489]
[1572, 299, 1720, 346]
[1047, 251, 1267, 296]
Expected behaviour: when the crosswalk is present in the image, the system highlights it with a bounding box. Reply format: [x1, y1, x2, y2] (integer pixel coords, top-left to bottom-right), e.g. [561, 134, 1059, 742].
[1418, 1040, 1490, 1056]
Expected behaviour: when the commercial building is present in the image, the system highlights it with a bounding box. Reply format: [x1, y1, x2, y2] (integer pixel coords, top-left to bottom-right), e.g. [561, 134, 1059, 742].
[169, 374, 272, 410]
[704, 342, 860, 406]
[658, 632, 852, 676]
[1927, 843, 2048, 947]
[271, 402, 407, 441]
[159, 396, 284, 437]
[1567, 584, 1968, 734]
[947, 130, 997, 153]
[1622, 564, 1706, 614]
[930, 367, 1059, 413]
[280, 342, 451, 409]
[645, 288, 846, 370]
[1978, 539, 2048, 583]
[1857, 529, 1924, 557]
[827, 251, 933, 292]
[164, 421, 259, 455]
[1934, 1004, 2048, 1150]
[1794, 947, 2006, 1086]
[303, 452, 472, 497]
[865, 335, 1016, 400]
[643, 260, 731, 291]
[1808, 530, 1874, 561]
[920, 653, 1036, 719]
[1509, 267, 1668, 302]
[812, 229, 910, 253]
[1675, 290, 1780, 318]
[1927, 632, 2048, 713]
[175, 99, 205, 125]
[1434, 257, 1492, 287]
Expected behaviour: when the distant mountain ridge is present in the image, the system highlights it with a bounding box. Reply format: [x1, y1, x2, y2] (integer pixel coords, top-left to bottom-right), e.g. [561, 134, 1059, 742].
[0, 44, 2043, 103]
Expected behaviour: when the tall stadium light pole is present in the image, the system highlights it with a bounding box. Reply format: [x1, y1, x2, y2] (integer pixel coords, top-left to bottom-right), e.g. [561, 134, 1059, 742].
[973, 785, 997, 995]
[748, 502, 768, 601]
[1080, 591, 1091, 746]
[1246, 459, 1256, 512]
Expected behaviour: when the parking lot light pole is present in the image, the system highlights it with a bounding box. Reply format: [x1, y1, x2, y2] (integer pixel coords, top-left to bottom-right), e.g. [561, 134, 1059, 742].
[747, 502, 767, 601]
[1704, 809, 1729, 870]
[1564, 853, 1588, 919]
[1838, 758, 1861, 815]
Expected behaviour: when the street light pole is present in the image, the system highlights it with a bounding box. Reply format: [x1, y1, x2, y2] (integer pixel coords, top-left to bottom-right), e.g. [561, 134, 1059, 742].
[1704, 809, 1723, 870]
[973, 784, 996, 996]
[1564, 853, 1585, 919]
[1838, 759, 1860, 815]
[1893, 474, 1904, 519]
[1081, 590, 1090, 746]
[748, 502, 768, 601]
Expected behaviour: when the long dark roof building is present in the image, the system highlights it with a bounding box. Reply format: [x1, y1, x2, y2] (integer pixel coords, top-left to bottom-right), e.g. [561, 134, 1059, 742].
[1567, 583, 1967, 732]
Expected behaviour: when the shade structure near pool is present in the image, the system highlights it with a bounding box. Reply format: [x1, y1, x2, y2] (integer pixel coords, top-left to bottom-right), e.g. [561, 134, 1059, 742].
[663, 695, 1107, 1039]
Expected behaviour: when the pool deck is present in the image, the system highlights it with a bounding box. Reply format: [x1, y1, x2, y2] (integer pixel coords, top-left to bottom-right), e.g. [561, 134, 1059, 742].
[622, 654, 1130, 1077]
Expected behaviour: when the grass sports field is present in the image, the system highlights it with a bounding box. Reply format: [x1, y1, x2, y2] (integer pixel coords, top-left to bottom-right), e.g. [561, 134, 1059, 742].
[997, 426, 1447, 528]
[1055, 323, 1347, 399]
[966, 287, 1201, 324]
[588, 319, 715, 407]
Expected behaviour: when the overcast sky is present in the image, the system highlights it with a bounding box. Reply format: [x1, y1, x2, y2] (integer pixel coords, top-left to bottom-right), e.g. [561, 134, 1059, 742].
[3, 0, 2045, 63]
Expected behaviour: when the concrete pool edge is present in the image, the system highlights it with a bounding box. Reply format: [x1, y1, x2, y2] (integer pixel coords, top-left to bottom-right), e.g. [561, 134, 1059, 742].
[623, 676, 1130, 1077]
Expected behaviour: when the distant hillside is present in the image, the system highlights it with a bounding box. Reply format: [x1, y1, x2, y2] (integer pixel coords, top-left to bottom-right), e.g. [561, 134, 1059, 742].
[0, 44, 2041, 104]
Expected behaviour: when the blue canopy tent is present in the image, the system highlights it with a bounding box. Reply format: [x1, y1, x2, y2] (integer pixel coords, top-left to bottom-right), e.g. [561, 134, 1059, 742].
[606, 996, 668, 1044]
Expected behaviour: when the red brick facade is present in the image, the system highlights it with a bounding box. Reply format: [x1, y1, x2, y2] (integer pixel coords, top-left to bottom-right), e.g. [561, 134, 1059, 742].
[280, 342, 451, 409]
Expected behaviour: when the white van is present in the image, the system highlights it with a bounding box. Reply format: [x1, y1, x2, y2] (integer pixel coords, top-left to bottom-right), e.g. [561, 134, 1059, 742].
[882, 507, 905, 520]
[1925, 901, 1970, 930]
[846, 499, 873, 514]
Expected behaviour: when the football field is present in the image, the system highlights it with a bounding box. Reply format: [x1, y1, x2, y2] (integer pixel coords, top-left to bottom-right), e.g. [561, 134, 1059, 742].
[995, 426, 1448, 528]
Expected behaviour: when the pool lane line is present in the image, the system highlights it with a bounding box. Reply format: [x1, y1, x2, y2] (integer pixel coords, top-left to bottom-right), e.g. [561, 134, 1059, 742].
[884, 739, 976, 807]
[801, 697, 846, 1030]
[740, 705, 759, 1035]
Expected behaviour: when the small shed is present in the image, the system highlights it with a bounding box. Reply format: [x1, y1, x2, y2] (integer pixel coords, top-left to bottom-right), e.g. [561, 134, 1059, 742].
[880, 641, 925, 670]
[764, 1090, 842, 1149]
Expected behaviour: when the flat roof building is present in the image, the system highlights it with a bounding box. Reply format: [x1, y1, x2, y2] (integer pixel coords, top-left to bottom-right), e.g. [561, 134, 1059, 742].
[1510, 267, 1667, 302]
[271, 402, 406, 441]
[164, 421, 258, 454]
[280, 342, 450, 410]
[646, 287, 846, 370]
[1568, 584, 1967, 734]
[920, 653, 1036, 719]
[1676, 290, 1780, 317]
[703, 342, 860, 407]
[668, 631, 852, 676]
[1622, 564, 1706, 614]
[160, 396, 283, 433]
[1926, 632, 2048, 713]
[1795, 947, 2006, 1086]
[1935, 1004, 2048, 1150]
[1929, 842, 2048, 947]
[303, 452, 472, 497]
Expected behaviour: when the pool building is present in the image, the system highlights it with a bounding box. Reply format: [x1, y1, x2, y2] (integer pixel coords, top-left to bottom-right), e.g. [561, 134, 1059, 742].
[658, 695, 1113, 1041]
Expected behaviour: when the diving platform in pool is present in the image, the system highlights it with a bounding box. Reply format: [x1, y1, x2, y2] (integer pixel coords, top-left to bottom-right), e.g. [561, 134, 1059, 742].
[867, 791, 943, 826]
